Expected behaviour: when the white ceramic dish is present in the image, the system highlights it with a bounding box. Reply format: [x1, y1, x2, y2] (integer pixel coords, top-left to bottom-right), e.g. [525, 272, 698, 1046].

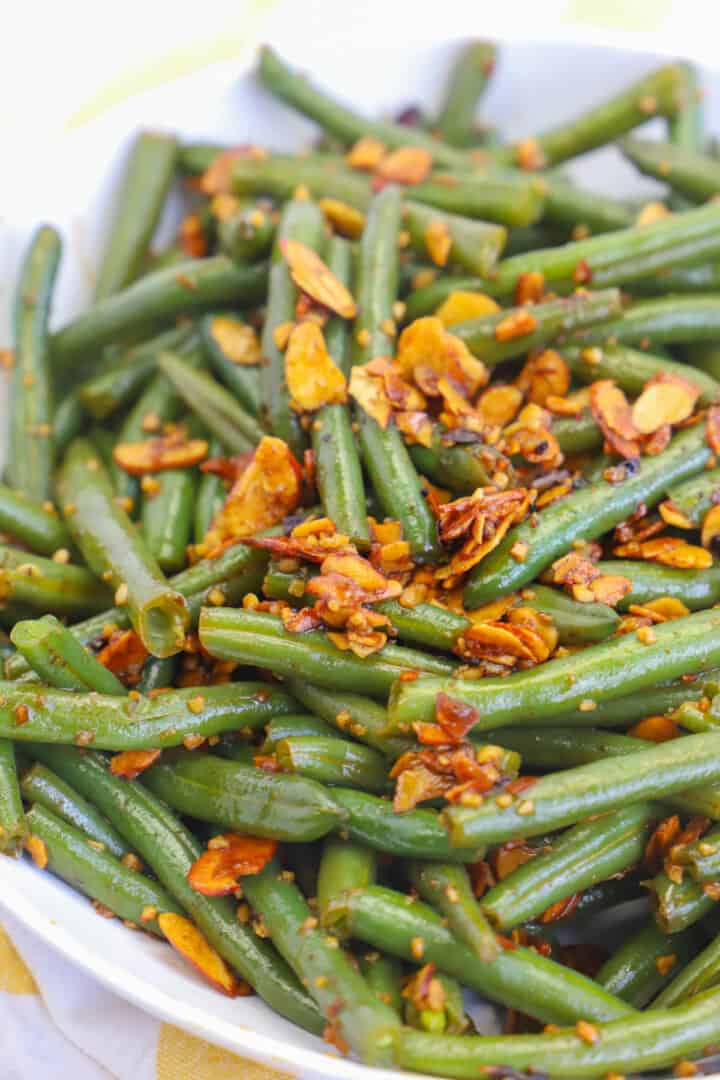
[2, 24, 720, 1080]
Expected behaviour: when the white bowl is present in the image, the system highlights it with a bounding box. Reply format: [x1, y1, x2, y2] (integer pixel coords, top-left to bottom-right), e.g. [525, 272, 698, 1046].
[2, 27, 720, 1080]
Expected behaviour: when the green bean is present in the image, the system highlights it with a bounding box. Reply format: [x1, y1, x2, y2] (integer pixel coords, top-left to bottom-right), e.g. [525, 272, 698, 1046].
[353, 186, 441, 561]
[0, 487, 69, 555]
[11, 615, 125, 695]
[20, 761, 128, 857]
[443, 731, 720, 849]
[0, 739, 25, 853]
[487, 726, 720, 820]
[4, 534, 273, 680]
[648, 867, 716, 934]
[57, 438, 188, 657]
[404, 970, 470, 1035]
[453, 288, 623, 365]
[621, 135, 720, 202]
[397, 987, 720, 1078]
[574, 294, 720, 350]
[25, 803, 179, 935]
[316, 838, 377, 921]
[262, 712, 335, 749]
[653, 931, 720, 1007]
[178, 142, 224, 175]
[401, 275, 495, 322]
[141, 466, 197, 574]
[597, 921, 702, 1007]
[462, 422, 712, 606]
[408, 423, 512, 495]
[552, 409, 602, 454]
[136, 656, 177, 695]
[8, 225, 61, 501]
[218, 203, 275, 263]
[358, 952, 404, 1014]
[143, 748, 344, 841]
[53, 394, 85, 457]
[673, 823, 720, 882]
[327, 885, 633, 1024]
[29, 746, 322, 1034]
[540, 176, 634, 234]
[275, 736, 389, 792]
[0, 680, 290, 748]
[683, 341, 720, 380]
[199, 607, 455, 700]
[157, 351, 262, 452]
[599, 559, 720, 611]
[564, 342, 720, 404]
[402, 202, 506, 275]
[436, 41, 497, 147]
[668, 66, 704, 202]
[312, 234, 368, 542]
[0, 545, 111, 618]
[193, 440, 225, 544]
[663, 467, 720, 526]
[492, 64, 685, 169]
[261, 196, 324, 456]
[520, 583, 620, 644]
[487, 202, 720, 297]
[94, 132, 177, 299]
[480, 803, 659, 930]
[52, 256, 268, 367]
[409, 861, 499, 962]
[77, 324, 194, 420]
[285, 681, 412, 759]
[629, 261, 720, 295]
[331, 789, 483, 862]
[200, 315, 261, 416]
[231, 152, 545, 228]
[258, 45, 467, 168]
[242, 859, 401, 1065]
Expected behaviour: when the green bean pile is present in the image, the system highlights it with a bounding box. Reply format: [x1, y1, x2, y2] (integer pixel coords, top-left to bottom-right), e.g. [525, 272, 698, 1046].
[8, 38, 720, 1078]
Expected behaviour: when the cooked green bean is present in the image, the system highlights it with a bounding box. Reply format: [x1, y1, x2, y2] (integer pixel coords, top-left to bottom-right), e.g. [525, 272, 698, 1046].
[29, 745, 322, 1034]
[597, 921, 702, 1008]
[20, 761, 128, 857]
[143, 748, 343, 841]
[157, 351, 262, 452]
[193, 439, 225, 544]
[622, 135, 720, 202]
[443, 731, 720, 848]
[409, 861, 499, 962]
[663, 468, 720, 526]
[8, 225, 61, 501]
[599, 559, 720, 610]
[242, 858, 401, 1065]
[0, 680, 291, 748]
[397, 987, 720, 1078]
[402, 202, 506, 276]
[261, 712, 336, 749]
[653, 931, 720, 1007]
[0, 739, 25, 853]
[25, 803, 180, 935]
[358, 952, 404, 1015]
[648, 867, 716, 934]
[480, 803, 659, 930]
[436, 41, 497, 147]
[564, 342, 720, 404]
[57, 438, 189, 657]
[11, 615, 125, 695]
[317, 837, 377, 920]
[408, 423, 512, 495]
[141, 465, 197, 574]
[453, 288, 623, 365]
[0, 545, 111, 618]
[326, 885, 633, 1024]
[275, 736, 389, 792]
[199, 607, 455, 701]
[574, 294, 720, 350]
[52, 256, 268, 367]
[218, 202, 275, 263]
[311, 234, 368, 542]
[673, 822, 720, 882]
[94, 131, 177, 299]
[462, 422, 712, 606]
[285, 681, 412, 758]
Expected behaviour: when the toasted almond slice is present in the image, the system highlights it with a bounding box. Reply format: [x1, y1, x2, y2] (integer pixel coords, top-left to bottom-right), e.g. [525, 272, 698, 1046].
[113, 437, 208, 476]
[319, 197, 365, 238]
[285, 322, 347, 412]
[632, 373, 700, 435]
[110, 749, 162, 780]
[435, 291, 500, 327]
[345, 136, 386, 171]
[158, 913, 240, 996]
[701, 504, 720, 549]
[425, 219, 452, 267]
[188, 835, 278, 896]
[375, 146, 432, 186]
[280, 239, 357, 318]
[348, 366, 393, 428]
[209, 316, 261, 365]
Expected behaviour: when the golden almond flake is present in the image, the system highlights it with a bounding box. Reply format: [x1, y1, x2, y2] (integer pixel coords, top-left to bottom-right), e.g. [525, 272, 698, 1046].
[435, 291, 502, 327]
[345, 136, 387, 171]
[285, 322, 347, 412]
[280, 239, 357, 318]
[209, 316, 261, 365]
[375, 146, 433, 186]
[632, 373, 700, 435]
[494, 310, 538, 342]
[424, 218, 452, 267]
[348, 366, 393, 428]
[320, 197, 365, 238]
[701, 504, 720, 549]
